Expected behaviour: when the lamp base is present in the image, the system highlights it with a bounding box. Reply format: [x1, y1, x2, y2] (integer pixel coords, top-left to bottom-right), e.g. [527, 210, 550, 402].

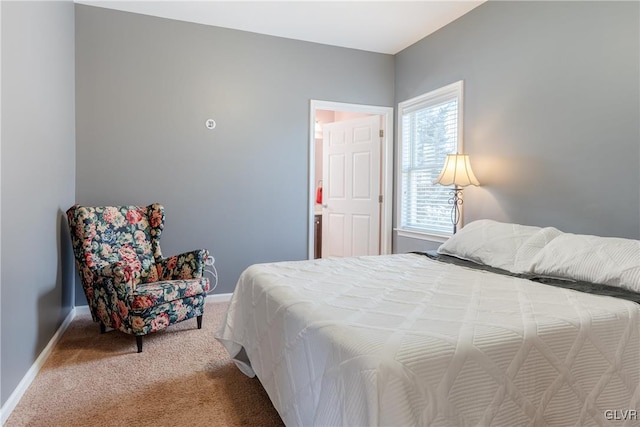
[448, 188, 464, 234]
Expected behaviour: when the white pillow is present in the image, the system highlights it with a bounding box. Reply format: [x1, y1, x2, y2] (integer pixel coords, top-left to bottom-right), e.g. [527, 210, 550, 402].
[437, 219, 562, 273]
[527, 233, 640, 292]
[513, 226, 564, 273]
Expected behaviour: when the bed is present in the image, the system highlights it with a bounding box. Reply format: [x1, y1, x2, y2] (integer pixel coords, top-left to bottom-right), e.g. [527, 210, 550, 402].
[216, 220, 640, 426]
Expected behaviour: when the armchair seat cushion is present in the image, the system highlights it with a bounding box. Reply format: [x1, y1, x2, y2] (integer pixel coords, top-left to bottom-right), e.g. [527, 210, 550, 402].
[131, 277, 210, 311]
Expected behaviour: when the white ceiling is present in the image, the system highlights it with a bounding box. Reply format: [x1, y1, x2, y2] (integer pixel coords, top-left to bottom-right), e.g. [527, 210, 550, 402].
[76, 1, 485, 54]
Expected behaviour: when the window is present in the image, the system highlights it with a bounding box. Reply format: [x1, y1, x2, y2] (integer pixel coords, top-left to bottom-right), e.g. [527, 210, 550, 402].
[397, 81, 463, 240]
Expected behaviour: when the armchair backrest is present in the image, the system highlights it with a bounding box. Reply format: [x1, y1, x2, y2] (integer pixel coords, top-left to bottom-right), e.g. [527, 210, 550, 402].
[67, 204, 165, 291]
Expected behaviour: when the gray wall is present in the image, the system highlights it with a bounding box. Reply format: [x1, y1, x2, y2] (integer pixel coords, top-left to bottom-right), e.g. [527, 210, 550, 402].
[394, 1, 640, 253]
[75, 5, 395, 301]
[1, 0, 76, 407]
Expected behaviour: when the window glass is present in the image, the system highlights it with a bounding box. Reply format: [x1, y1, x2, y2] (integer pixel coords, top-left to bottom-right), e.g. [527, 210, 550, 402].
[398, 81, 463, 239]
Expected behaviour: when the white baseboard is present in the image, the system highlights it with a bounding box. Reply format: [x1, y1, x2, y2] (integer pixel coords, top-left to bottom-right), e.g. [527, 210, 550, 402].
[1, 307, 76, 425]
[74, 305, 91, 316]
[206, 292, 232, 303]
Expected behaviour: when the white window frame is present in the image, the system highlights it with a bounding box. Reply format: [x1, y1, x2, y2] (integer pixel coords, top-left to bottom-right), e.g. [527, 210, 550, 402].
[396, 80, 464, 242]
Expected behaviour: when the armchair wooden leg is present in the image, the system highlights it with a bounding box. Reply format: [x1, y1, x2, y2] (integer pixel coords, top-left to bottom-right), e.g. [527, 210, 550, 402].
[136, 336, 143, 353]
[99, 323, 106, 334]
[197, 315, 203, 329]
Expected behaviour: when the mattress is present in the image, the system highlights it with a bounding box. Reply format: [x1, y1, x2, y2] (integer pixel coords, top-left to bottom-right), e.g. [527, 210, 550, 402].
[216, 253, 640, 426]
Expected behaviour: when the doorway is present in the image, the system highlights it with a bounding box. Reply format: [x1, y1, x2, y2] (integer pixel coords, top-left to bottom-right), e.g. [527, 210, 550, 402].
[308, 100, 393, 260]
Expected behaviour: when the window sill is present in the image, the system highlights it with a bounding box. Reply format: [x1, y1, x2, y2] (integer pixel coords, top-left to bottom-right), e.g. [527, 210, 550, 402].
[395, 228, 451, 243]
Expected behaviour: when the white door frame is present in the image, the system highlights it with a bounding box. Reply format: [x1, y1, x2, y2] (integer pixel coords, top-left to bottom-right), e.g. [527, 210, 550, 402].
[308, 100, 393, 260]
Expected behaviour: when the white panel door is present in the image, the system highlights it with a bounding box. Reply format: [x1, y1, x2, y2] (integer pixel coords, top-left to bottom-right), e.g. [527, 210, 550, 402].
[322, 115, 381, 257]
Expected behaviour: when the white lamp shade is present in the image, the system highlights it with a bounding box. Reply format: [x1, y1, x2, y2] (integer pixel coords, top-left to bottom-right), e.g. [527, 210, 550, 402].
[434, 154, 480, 187]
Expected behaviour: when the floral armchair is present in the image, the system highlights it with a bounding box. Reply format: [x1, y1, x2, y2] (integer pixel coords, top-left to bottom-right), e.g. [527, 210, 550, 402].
[66, 204, 210, 352]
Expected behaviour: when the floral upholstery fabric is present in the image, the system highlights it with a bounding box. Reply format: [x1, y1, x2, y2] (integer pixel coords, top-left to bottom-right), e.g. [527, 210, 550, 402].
[67, 204, 210, 336]
[132, 278, 209, 310]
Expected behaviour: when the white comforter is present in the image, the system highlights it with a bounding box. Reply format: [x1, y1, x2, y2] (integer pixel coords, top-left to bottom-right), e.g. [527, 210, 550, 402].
[216, 254, 640, 426]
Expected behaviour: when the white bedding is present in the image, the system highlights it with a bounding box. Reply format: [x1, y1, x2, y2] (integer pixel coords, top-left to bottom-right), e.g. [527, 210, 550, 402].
[436, 219, 562, 273]
[216, 254, 640, 426]
[528, 234, 640, 293]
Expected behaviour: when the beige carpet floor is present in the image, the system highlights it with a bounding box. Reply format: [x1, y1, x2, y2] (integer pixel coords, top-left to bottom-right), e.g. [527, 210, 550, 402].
[5, 301, 284, 427]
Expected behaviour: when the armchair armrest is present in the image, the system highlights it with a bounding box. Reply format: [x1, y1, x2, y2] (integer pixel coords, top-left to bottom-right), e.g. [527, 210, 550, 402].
[93, 262, 138, 297]
[157, 249, 209, 280]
